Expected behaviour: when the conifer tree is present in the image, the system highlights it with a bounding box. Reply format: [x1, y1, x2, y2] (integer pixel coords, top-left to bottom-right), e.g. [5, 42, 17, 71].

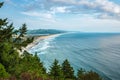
[77, 68, 102, 80]
[77, 68, 86, 80]
[49, 59, 64, 80]
[0, 2, 33, 77]
[0, 2, 19, 72]
[0, 3, 16, 43]
[62, 59, 75, 79]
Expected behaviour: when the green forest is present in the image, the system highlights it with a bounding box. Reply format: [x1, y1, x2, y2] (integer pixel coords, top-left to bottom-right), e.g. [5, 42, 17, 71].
[0, 2, 102, 80]
[27, 29, 66, 35]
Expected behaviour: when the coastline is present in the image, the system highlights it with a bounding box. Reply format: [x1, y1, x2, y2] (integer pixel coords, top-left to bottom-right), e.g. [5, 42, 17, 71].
[25, 34, 59, 51]
[17, 34, 60, 55]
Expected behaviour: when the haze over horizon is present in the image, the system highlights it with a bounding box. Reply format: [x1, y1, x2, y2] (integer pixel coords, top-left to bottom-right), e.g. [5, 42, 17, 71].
[1, 0, 120, 32]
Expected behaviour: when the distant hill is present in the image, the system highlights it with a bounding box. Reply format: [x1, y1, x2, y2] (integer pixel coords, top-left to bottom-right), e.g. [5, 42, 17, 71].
[27, 29, 66, 36]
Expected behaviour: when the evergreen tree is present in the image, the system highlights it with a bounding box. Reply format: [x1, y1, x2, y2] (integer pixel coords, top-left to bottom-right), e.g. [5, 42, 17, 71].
[0, 4, 16, 43]
[14, 23, 27, 41]
[0, 2, 32, 47]
[13, 23, 29, 48]
[77, 68, 86, 80]
[0, 19, 15, 42]
[77, 68, 102, 80]
[85, 71, 102, 80]
[62, 59, 75, 79]
[13, 51, 47, 79]
[0, 42, 19, 73]
[49, 59, 64, 80]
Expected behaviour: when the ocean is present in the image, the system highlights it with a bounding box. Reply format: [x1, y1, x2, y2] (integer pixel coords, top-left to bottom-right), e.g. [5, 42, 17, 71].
[28, 32, 120, 80]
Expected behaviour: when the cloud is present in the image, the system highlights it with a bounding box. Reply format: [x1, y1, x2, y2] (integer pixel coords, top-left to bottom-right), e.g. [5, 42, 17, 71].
[98, 13, 120, 20]
[51, 0, 76, 4]
[90, 0, 120, 20]
[94, 0, 120, 15]
[52, 0, 120, 14]
[21, 11, 57, 23]
[50, 6, 70, 14]
[21, 11, 53, 19]
[50, 0, 120, 20]
[21, 0, 120, 20]
[4, 0, 16, 6]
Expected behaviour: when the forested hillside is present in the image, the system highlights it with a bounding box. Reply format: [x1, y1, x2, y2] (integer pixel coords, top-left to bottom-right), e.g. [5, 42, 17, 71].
[27, 29, 66, 36]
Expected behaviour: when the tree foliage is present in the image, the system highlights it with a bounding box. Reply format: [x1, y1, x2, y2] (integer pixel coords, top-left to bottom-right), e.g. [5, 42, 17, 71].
[77, 68, 102, 80]
[13, 51, 47, 79]
[0, 2, 45, 79]
[62, 59, 75, 79]
[49, 59, 64, 80]
[0, 42, 19, 73]
[0, 63, 9, 78]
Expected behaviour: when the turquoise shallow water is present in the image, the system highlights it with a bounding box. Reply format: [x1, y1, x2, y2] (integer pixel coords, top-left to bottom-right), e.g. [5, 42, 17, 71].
[28, 32, 120, 80]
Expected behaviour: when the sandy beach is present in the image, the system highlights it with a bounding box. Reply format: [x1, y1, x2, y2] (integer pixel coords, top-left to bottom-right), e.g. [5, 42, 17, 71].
[25, 34, 58, 50]
[18, 34, 59, 55]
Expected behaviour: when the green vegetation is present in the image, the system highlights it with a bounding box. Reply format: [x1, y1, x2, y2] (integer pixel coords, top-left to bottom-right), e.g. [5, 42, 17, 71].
[27, 29, 66, 36]
[62, 59, 75, 79]
[0, 63, 9, 78]
[0, 2, 102, 80]
[77, 68, 102, 80]
[49, 59, 64, 80]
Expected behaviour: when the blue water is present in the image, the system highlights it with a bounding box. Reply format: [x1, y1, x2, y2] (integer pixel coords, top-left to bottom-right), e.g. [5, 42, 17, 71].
[28, 32, 120, 80]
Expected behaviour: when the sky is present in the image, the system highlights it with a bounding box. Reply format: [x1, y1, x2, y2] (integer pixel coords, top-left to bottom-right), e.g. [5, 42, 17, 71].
[0, 0, 120, 32]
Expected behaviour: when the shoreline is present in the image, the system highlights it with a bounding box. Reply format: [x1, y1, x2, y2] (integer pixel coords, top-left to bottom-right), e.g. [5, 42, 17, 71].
[18, 34, 60, 55]
[25, 34, 59, 51]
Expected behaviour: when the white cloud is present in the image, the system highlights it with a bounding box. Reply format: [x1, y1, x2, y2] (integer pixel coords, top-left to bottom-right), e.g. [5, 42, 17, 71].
[21, 11, 53, 19]
[75, 0, 120, 15]
[21, 0, 120, 20]
[50, 0, 120, 20]
[21, 11, 57, 22]
[50, 6, 70, 14]
[94, 0, 120, 15]
[51, 0, 76, 4]
[78, 0, 96, 8]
